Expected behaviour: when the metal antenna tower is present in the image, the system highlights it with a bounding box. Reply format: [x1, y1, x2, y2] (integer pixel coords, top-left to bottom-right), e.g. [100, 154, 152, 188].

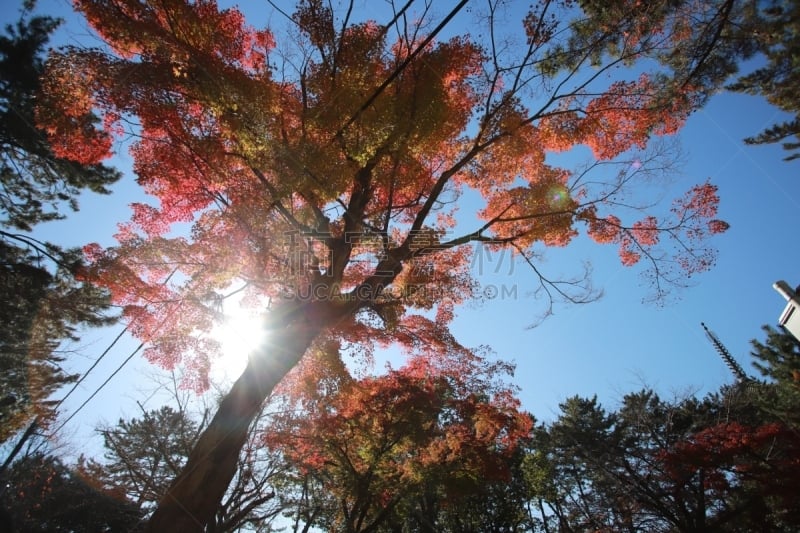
[701, 322, 751, 383]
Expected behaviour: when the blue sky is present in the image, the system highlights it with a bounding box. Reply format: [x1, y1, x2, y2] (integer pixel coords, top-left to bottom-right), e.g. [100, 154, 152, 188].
[6, 0, 800, 452]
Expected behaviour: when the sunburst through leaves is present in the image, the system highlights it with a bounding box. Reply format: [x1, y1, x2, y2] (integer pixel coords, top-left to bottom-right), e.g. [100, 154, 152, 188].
[208, 291, 266, 381]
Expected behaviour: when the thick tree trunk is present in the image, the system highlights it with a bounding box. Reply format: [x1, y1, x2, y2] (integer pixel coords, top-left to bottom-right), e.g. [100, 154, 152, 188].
[143, 312, 325, 532]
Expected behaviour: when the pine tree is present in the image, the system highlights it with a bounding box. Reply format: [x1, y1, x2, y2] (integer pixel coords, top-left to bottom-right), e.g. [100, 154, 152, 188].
[82, 402, 286, 531]
[2, 452, 143, 532]
[750, 325, 800, 427]
[0, 1, 120, 442]
[727, 1, 800, 160]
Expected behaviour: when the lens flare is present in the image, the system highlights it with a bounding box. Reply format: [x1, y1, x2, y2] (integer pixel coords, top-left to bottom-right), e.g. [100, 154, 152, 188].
[209, 294, 266, 380]
[547, 184, 570, 207]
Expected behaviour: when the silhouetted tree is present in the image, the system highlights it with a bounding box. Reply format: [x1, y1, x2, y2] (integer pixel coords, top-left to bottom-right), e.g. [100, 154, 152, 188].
[2, 452, 142, 532]
[0, 0, 120, 442]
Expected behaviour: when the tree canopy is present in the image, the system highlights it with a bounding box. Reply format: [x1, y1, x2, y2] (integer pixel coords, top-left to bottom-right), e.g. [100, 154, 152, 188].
[265, 345, 533, 532]
[727, 0, 800, 160]
[519, 327, 800, 532]
[8, 324, 793, 532]
[0, 1, 120, 443]
[35, 0, 758, 529]
[1, 452, 143, 532]
[81, 402, 286, 531]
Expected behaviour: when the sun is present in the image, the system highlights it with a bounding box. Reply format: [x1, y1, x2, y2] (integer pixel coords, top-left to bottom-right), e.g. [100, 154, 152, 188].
[209, 293, 267, 380]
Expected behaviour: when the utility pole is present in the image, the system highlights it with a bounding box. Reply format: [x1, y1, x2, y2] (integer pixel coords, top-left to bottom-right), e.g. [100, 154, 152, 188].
[0, 417, 39, 494]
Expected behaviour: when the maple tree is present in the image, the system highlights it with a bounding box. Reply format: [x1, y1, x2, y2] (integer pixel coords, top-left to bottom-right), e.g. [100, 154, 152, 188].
[265, 344, 532, 531]
[659, 420, 800, 530]
[431, 445, 534, 532]
[36, 0, 746, 529]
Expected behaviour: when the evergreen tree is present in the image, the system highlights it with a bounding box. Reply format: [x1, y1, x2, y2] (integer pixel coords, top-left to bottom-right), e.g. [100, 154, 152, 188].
[82, 403, 285, 532]
[526, 380, 800, 530]
[0, 1, 120, 442]
[1, 452, 143, 532]
[750, 324, 800, 425]
[81, 406, 202, 509]
[727, 0, 800, 160]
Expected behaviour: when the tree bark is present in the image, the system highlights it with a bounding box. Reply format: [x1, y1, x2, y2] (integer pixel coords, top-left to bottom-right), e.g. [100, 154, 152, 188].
[144, 309, 327, 532]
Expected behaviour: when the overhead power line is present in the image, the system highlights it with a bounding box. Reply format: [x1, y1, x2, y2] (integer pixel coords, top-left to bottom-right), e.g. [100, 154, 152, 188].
[48, 342, 144, 437]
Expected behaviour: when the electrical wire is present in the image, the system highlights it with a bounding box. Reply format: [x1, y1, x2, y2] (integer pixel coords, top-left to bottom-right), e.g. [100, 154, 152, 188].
[48, 342, 144, 437]
[52, 325, 130, 410]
